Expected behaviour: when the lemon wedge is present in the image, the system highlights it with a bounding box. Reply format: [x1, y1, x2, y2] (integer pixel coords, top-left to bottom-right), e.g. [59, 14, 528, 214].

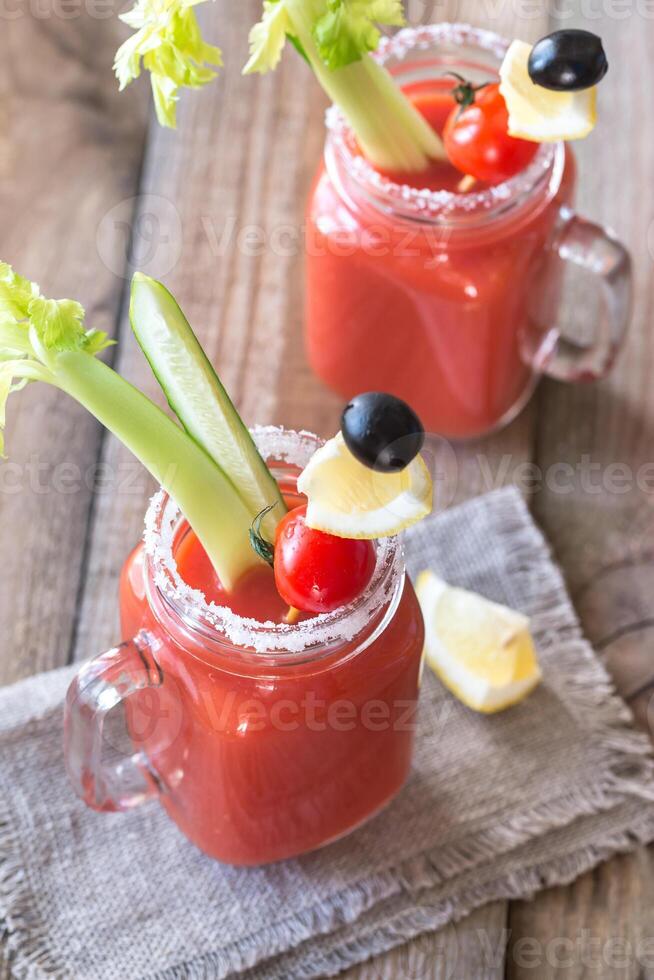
[297, 433, 432, 539]
[416, 571, 542, 713]
[499, 39, 597, 143]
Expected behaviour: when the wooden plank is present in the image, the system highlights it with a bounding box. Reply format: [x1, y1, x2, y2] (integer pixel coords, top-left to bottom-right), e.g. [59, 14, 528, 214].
[508, 7, 654, 977]
[0, 9, 148, 683]
[345, 902, 508, 980]
[508, 850, 654, 980]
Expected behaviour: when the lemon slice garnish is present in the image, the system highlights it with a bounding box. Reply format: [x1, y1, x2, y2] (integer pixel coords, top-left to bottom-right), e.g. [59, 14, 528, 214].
[416, 571, 542, 713]
[499, 39, 597, 143]
[297, 433, 432, 539]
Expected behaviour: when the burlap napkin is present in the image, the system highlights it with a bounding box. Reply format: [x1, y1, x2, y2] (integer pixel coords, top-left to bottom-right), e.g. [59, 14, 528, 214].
[2, 487, 654, 980]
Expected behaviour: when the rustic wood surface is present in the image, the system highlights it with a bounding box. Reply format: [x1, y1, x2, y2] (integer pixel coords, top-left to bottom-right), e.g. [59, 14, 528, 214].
[0, 0, 148, 685]
[1, 0, 653, 976]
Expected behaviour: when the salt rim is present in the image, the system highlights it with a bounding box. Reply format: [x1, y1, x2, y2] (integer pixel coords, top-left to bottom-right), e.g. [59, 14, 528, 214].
[142, 426, 405, 656]
[325, 22, 557, 219]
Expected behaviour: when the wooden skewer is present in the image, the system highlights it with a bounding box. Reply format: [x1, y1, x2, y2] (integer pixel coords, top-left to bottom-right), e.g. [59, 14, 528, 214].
[284, 606, 302, 625]
[457, 174, 477, 193]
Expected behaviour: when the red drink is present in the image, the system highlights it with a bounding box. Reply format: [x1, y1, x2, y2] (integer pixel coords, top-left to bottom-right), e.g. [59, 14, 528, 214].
[305, 25, 629, 438]
[66, 429, 424, 866]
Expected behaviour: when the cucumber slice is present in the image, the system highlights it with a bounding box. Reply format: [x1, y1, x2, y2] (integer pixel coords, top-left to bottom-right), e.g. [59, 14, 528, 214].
[130, 274, 286, 538]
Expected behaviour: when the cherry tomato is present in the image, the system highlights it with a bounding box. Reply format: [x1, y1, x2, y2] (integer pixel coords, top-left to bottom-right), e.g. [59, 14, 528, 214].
[274, 505, 376, 614]
[443, 82, 539, 184]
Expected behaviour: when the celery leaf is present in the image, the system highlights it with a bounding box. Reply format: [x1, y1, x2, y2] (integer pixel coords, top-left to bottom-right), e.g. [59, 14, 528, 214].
[28, 297, 87, 351]
[0, 316, 31, 356]
[313, 0, 404, 69]
[83, 329, 116, 356]
[115, 0, 222, 128]
[0, 263, 114, 359]
[0, 263, 40, 320]
[243, 1, 291, 74]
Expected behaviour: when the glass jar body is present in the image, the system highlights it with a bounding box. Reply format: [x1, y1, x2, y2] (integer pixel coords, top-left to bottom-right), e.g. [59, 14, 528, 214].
[119, 544, 423, 866]
[305, 33, 578, 438]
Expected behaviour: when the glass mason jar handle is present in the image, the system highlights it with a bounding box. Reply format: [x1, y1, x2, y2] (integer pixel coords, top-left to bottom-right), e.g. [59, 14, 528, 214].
[64, 630, 163, 812]
[536, 206, 632, 382]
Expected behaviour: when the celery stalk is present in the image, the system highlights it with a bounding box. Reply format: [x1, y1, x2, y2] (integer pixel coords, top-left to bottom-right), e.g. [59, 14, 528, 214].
[280, 0, 445, 172]
[53, 354, 257, 590]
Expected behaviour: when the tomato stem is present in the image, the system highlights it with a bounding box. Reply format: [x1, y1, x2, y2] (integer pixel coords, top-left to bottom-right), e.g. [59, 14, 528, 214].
[249, 504, 277, 567]
[442, 72, 492, 115]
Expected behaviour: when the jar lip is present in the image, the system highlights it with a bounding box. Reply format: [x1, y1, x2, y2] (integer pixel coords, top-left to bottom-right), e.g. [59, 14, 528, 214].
[142, 426, 405, 658]
[325, 22, 559, 223]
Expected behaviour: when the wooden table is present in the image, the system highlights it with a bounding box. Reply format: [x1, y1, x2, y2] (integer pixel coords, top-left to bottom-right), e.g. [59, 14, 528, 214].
[2, 2, 654, 976]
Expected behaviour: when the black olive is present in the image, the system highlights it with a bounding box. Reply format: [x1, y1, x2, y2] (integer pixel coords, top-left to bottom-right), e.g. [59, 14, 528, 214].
[528, 30, 608, 92]
[341, 393, 425, 473]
